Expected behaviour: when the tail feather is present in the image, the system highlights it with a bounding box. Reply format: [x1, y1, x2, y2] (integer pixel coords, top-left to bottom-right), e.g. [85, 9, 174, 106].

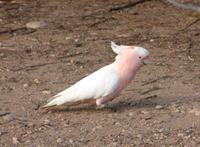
[47, 95, 59, 103]
[42, 94, 67, 108]
[41, 88, 76, 108]
[42, 98, 58, 108]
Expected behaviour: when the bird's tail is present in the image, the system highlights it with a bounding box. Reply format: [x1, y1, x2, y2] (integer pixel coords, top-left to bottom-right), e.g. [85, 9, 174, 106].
[41, 95, 60, 108]
[41, 91, 74, 108]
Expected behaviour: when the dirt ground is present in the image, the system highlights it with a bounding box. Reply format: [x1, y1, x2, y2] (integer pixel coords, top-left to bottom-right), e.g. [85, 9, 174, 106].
[0, 0, 200, 146]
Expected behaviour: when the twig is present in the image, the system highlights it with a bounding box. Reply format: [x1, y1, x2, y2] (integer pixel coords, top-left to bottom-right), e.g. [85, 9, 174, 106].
[140, 87, 160, 95]
[179, 18, 200, 32]
[166, 0, 200, 12]
[11, 62, 57, 72]
[0, 112, 10, 117]
[81, 10, 107, 20]
[11, 51, 88, 72]
[109, 0, 151, 11]
[0, 27, 36, 36]
[142, 75, 172, 86]
[186, 37, 194, 61]
[164, 0, 200, 34]
[56, 51, 88, 59]
[144, 95, 158, 100]
[0, 131, 8, 136]
[90, 17, 113, 27]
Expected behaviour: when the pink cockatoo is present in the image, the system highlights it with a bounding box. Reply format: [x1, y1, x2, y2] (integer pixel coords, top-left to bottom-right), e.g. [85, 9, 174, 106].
[42, 41, 149, 108]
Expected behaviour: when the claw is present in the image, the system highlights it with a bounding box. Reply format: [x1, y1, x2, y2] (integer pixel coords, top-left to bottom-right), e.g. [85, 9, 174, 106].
[96, 104, 107, 110]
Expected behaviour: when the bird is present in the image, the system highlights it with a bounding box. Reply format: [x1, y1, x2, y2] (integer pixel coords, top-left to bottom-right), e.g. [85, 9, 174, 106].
[42, 41, 150, 108]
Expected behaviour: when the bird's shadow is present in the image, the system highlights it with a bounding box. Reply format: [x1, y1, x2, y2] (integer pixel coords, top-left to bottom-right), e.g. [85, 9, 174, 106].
[42, 95, 199, 114]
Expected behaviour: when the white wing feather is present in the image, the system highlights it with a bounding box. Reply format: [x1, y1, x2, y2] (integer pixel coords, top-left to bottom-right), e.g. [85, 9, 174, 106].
[43, 64, 119, 107]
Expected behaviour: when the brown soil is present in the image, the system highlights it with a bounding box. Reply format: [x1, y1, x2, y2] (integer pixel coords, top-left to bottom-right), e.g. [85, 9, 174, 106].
[0, 0, 200, 146]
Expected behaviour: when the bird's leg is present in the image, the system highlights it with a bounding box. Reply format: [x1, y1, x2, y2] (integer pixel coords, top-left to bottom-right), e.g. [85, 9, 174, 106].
[95, 97, 114, 109]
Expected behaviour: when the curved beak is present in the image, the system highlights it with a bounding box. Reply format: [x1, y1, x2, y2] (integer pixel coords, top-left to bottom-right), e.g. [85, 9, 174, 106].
[143, 56, 151, 65]
[143, 61, 151, 65]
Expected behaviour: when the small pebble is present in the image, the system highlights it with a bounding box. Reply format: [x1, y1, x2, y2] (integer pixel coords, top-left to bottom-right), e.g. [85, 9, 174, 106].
[26, 21, 47, 29]
[112, 142, 118, 146]
[150, 39, 154, 42]
[65, 37, 71, 40]
[141, 110, 149, 115]
[92, 125, 102, 132]
[42, 90, 51, 95]
[23, 83, 29, 88]
[128, 112, 133, 116]
[12, 137, 19, 144]
[74, 39, 79, 42]
[178, 133, 184, 137]
[69, 139, 73, 144]
[155, 105, 164, 110]
[189, 108, 200, 116]
[50, 54, 56, 57]
[70, 60, 74, 64]
[27, 122, 35, 128]
[25, 140, 30, 144]
[137, 134, 142, 139]
[114, 121, 120, 125]
[0, 53, 4, 57]
[158, 128, 170, 135]
[56, 138, 63, 143]
[43, 119, 51, 125]
[185, 127, 193, 135]
[33, 79, 40, 84]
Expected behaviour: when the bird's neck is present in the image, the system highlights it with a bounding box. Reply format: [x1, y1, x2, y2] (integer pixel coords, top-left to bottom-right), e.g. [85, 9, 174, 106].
[114, 58, 141, 82]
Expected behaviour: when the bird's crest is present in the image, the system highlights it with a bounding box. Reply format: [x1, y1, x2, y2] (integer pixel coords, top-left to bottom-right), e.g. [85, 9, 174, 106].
[111, 41, 121, 54]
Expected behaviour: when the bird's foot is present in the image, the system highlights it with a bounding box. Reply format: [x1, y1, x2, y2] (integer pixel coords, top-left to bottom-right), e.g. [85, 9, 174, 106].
[96, 104, 107, 110]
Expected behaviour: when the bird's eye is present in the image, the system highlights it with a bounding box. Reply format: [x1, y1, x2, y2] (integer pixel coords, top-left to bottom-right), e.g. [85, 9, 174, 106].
[139, 56, 142, 59]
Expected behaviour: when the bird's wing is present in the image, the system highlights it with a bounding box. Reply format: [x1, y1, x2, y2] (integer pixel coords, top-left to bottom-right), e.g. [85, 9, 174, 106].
[42, 64, 119, 107]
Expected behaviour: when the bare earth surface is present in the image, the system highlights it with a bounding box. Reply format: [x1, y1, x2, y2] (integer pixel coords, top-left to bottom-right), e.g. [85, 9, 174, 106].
[0, 0, 200, 146]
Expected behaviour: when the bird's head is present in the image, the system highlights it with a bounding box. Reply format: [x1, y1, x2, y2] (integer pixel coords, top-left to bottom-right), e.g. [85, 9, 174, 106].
[134, 46, 150, 65]
[111, 41, 150, 66]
